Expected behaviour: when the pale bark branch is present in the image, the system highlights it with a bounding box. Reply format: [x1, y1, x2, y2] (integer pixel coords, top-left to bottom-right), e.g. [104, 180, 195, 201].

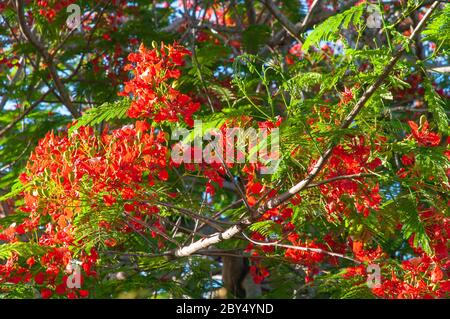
[301, 0, 320, 29]
[169, 1, 439, 258]
[260, 0, 439, 212]
[427, 66, 450, 74]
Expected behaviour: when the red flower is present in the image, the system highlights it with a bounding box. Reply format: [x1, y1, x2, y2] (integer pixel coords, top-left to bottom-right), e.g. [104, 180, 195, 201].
[408, 120, 441, 147]
[120, 43, 200, 126]
[285, 55, 295, 65]
[34, 272, 45, 285]
[289, 43, 303, 57]
[339, 87, 354, 105]
[55, 283, 66, 295]
[26, 257, 36, 268]
[40, 288, 53, 299]
[431, 265, 443, 283]
[401, 154, 415, 166]
[103, 194, 116, 206]
[104, 238, 117, 247]
[319, 136, 382, 217]
[19, 173, 29, 184]
[158, 170, 169, 181]
[124, 203, 135, 212]
[67, 291, 77, 299]
[102, 33, 112, 41]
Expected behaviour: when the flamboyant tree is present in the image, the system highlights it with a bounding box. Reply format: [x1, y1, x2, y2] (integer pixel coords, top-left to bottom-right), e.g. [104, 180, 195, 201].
[0, 0, 449, 299]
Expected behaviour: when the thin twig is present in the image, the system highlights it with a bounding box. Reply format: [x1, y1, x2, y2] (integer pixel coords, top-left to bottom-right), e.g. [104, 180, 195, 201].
[241, 232, 361, 264]
[168, 2, 439, 258]
[305, 173, 377, 189]
[0, 89, 53, 138]
[261, 0, 302, 43]
[15, 0, 80, 117]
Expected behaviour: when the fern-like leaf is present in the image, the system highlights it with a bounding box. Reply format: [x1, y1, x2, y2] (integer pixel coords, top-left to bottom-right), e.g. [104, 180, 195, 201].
[69, 98, 131, 134]
[423, 3, 450, 48]
[302, 5, 365, 51]
[248, 220, 277, 237]
[423, 76, 449, 135]
[0, 242, 47, 260]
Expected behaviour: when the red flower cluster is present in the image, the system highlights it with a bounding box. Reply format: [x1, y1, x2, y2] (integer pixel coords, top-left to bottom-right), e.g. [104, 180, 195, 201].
[397, 120, 444, 179]
[343, 241, 384, 281]
[339, 87, 354, 106]
[170, 115, 282, 197]
[192, 1, 236, 27]
[407, 120, 441, 147]
[285, 233, 330, 282]
[20, 121, 168, 206]
[37, 0, 76, 22]
[0, 121, 169, 297]
[249, 260, 270, 284]
[285, 42, 303, 65]
[344, 209, 449, 299]
[319, 136, 383, 217]
[120, 43, 200, 126]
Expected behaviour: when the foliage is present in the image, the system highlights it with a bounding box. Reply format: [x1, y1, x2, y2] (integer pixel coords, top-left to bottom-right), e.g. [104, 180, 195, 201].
[0, 1, 449, 300]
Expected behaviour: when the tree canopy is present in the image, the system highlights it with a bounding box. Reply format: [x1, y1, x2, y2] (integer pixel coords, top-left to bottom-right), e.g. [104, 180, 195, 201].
[0, 0, 449, 299]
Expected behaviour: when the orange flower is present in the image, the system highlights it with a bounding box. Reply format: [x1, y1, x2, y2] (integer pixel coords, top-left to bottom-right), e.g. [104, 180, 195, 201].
[408, 120, 441, 147]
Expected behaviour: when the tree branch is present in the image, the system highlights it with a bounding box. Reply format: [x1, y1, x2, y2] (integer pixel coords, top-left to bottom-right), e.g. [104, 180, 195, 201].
[0, 57, 24, 111]
[265, 0, 358, 51]
[244, 0, 256, 25]
[0, 89, 53, 138]
[15, 0, 80, 118]
[301, 0, 320, 29]
[261, 0, 302, 43]
[305, 173, 377, 189]
[241, 232, 361, 264]
[168, 1, 439, 258]
[260, 0, 439, 212]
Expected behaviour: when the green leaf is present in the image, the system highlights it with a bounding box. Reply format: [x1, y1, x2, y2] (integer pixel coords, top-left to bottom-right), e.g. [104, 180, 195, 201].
[0, 242, 47, 260]
[423, 76, 449, 135]
[423, 3, 450, 49]
[209, 84, 235, 107]
[399, 196, 433, 255]
[303, 5, 365, 51]
[68, 99, 131, 134]
[248, 220, 278, 237]
[242, 25, 271, 53]
[0, 179, 29, 201]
